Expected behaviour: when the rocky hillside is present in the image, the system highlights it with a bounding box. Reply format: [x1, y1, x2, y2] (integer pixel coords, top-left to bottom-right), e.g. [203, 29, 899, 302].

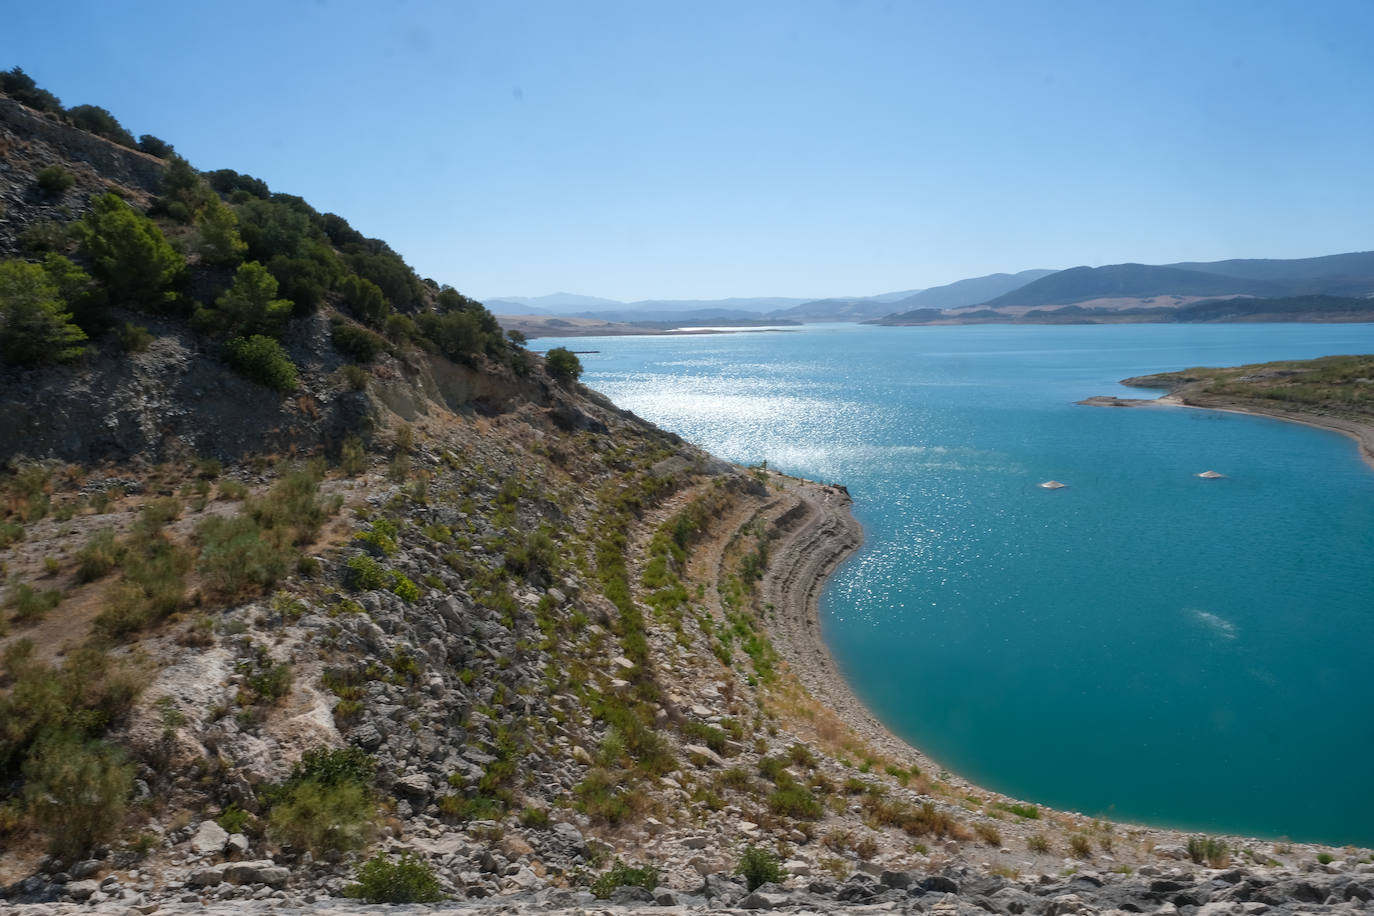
[1, 72, 1371, 915]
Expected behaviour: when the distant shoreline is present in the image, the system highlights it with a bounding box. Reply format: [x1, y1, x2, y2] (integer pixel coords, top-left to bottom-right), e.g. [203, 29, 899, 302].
[496, 314, 801, 340]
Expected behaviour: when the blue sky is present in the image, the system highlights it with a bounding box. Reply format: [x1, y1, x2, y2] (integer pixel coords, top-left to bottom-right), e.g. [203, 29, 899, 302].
[4, 0, 1372, 301]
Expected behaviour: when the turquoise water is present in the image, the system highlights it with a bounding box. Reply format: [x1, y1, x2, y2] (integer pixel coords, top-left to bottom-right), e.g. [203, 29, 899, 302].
[567, 323, 1374, 846]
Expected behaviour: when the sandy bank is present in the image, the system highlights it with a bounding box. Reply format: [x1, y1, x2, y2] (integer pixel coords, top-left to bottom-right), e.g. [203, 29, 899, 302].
[754, 476, 965, 782]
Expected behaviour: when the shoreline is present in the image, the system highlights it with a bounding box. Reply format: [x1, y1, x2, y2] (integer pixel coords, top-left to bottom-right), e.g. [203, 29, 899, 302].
[757, 477, 989, 790]
[1078, 393, 1374, 472]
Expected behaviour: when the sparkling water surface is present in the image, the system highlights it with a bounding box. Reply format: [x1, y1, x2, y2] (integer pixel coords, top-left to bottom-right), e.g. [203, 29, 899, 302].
[563, 323, 1374, 845]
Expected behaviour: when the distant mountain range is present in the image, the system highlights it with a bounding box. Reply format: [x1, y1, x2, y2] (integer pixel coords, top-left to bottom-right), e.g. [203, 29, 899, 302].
[878, 251, 1374, 326]
[488, 250, 1374, 329]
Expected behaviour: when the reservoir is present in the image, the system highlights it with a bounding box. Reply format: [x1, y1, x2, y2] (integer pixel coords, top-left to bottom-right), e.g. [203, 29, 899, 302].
[572, 322, 1374, 846]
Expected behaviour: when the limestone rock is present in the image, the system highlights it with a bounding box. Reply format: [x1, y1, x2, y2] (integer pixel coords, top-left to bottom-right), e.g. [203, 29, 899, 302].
[189, 820, 229, 856]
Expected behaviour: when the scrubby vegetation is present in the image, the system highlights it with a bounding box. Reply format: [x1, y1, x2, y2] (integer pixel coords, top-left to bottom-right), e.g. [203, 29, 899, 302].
[0, 68, 522, 381]
[344, 851, 445, 903]
[1126, 354, 1374, 425]
[590, 860, 659, 899]
[736, 845, 786, 890]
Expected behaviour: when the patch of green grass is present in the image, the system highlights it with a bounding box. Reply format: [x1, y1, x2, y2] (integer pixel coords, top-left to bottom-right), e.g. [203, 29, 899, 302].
[994, 801, 1040, 819]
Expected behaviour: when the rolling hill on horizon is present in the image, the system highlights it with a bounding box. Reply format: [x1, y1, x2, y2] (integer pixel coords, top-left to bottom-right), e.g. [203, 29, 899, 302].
[488, 249, 1374, 329]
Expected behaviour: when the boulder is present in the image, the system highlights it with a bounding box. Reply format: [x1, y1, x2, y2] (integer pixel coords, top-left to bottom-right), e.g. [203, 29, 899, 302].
[683, 744, 725, 767]
[609, 885, 655, 904]
[187, 868, 224, 888]
[223, 861, 290, 888]
[740, 890, 791, 909]
[921, 875, 961, 894]
[65, 880, 100, 901]
[189, 820, 229, 856]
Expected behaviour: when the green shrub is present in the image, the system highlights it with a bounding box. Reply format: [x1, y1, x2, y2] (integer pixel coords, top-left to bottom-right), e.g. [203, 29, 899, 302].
[95, 535, 191, 636]
[117, 322, 154, 352]
[520, 806, 551, 829]
[290, 746, 375, 788]
[268, 249, 340, 315]
[339, 364, 368, 391]
[574, 767, 640, 824]
[0, 520, 22, 548]
[338, 275, 389, 326]
[235, 644, 293, 705]
[248, 468, 330, 544]
[5, 584, 61, 622]
[735, 845, 785, 891]
[340, 436, 367, 475]
[67, 104, 137, 147]
[545, 346, 582, 383]
[438, 793, 504, 822]
[346, 554, 388, 591]
[1069, 834, 1093, 858]
[79, 193, 184, 312]
[590, 860, 659, 899]
[267, 780, 374, 855]
[196, 514, 292, 599]
[137, 134, 175, 158]
[758, 755, 788, 781]
[224, 335, 298, 391]
[36, 165, 76, 196]
[0, 260, 88, 367]
[264, 746, 377, 855]
[768, 783, 823, 820]
[344, 851, 444, 903]
[193, 195, 247, 268]
[1027, 833, 1051, 853]
[216, 803, 253, 835]
[24, 732, 134, 859]
[214, 261, 291, 336]
[974, 822, 1002, 846]
[391, 572, 420, 602]
[787, 742, 817, 768]
[1317, 852, 1334, 865]
[0, 644, 143, 772]
[356, 520, 397, 555]
[1, 67, 62, 113]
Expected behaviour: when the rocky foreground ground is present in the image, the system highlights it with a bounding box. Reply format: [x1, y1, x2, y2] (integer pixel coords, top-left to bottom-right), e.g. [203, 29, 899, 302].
[4, 849, 1373, 915]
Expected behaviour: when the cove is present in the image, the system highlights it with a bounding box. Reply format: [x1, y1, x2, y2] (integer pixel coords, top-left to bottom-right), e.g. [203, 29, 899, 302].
[572, 322, 1374, 846]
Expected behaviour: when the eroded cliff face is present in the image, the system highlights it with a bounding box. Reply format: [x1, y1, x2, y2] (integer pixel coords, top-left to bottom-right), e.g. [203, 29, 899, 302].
[0, 97, 167, 257]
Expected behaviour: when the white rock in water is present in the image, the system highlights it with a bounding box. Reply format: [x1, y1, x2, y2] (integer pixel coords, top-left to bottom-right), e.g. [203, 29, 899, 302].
[1040, 480, 1067, 489]
[1196, 470, 1226, 479]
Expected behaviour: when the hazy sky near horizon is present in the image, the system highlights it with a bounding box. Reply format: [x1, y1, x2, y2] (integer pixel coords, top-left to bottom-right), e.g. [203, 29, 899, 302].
[3, 0, 1372, 302]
